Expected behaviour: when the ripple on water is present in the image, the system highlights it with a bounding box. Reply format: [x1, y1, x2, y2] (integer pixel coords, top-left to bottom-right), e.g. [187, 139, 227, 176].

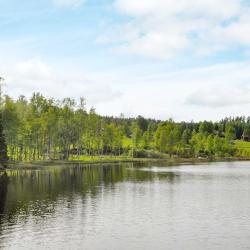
[0, 162, 250, 250]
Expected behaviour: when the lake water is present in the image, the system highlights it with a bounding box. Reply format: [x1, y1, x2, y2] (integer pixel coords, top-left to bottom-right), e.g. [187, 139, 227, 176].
[0, 161, 250, 250]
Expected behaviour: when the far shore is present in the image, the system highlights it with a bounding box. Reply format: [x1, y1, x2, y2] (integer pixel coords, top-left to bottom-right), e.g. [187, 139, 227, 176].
[2, 156, 250, 170]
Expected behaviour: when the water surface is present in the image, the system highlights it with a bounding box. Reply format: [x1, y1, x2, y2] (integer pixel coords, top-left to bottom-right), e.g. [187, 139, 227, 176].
[0, 161, 250, 250]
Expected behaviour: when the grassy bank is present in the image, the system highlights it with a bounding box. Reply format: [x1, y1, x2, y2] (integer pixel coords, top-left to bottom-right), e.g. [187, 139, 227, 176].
[4, 154, 250, 170]
[234, 140, 250, 157]
[7, 157, 167, 169]
[4, 139, 250, 170]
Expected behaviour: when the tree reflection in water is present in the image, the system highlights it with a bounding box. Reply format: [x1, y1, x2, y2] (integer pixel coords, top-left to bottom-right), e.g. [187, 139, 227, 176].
[1, 163, 176, 221]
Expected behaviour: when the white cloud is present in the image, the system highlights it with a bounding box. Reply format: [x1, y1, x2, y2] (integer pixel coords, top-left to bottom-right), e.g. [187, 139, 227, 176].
[2, 59, 122, 106]
[114, 0, 241, 19]
[16, 60, 53, 81]
[99, 0, 250, 59]
[93, 61, 250, 121]
[186, 84, 250, 107]
[53, 0, 84, 8]
[3, 59, 250, 121]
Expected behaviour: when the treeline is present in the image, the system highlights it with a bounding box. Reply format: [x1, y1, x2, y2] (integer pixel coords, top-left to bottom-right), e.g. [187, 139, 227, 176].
[2, 93, 250, 161]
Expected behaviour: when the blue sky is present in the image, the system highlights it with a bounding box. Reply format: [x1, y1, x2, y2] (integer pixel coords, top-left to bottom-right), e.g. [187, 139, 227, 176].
[1, 0, 250, 121]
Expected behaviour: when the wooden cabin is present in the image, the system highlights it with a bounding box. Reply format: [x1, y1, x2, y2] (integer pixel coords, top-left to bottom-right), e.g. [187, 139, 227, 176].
[241, 134, 250, 142]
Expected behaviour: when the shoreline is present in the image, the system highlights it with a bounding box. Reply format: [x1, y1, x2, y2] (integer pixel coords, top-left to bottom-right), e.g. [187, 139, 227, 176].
[3, 156, 250, 170]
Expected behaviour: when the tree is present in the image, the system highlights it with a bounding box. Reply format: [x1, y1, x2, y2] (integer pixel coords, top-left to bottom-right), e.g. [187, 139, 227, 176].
[190, 132, 205, 157]
[159, 126, 168, 153]
[199, 121, 214, 136]
[0, 77, 8, 166]
[225, 123, 235, 142]
[205, 135, 214, 156]
[0, 113, 8, 167]
[131, 121, 142, 158]
[0, 89, 246, 161]
[213, 135, 225, 157]
[0, 77, 5, 106]
[182, 128, 192, 144]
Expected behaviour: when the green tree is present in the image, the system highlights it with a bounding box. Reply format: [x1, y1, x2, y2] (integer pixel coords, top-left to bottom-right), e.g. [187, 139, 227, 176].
[0, 113, 8, 167]
[199, 121, 214, 136]
[225, 123, 235, 142]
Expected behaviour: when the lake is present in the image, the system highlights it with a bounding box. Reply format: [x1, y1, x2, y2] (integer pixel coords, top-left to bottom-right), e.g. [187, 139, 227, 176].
[0, 161, 250, 250]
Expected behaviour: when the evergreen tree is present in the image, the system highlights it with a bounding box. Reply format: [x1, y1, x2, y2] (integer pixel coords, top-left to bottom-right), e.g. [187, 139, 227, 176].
[0, 78, 8, 167]
[0, 113, 8, 167]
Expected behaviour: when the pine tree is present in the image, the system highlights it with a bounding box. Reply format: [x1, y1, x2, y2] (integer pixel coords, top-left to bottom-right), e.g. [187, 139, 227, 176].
[0, 77, 8, 167]
[0, 113, 8, 167]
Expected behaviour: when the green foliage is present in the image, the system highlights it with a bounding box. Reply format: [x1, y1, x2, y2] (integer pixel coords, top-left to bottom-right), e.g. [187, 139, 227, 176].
[0, 113, 8, 167]
[128, 149, 167, 159]
[2, 92, 250, 161]
[225, 123, 236, 142]
[234, 140, 250, 157]
[199, 121, 214, 135]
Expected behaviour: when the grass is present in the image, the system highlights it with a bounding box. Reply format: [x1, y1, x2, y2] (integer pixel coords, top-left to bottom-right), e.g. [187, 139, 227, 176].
[69, 155, 131, 161]
[234, 140, 250, 157]
[5, 140, 250, 170]
[234, 140, 250, 148]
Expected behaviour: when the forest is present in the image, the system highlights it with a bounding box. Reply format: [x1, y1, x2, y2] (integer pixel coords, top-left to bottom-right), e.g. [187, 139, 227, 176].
[1, 92, 250, 162]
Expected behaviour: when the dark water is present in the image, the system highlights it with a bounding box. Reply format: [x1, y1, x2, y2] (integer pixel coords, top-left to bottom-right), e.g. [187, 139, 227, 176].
[0, 161, 250, 250]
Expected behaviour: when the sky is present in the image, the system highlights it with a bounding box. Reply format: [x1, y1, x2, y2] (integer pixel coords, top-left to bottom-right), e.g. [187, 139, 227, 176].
[1, 0, 250, 121]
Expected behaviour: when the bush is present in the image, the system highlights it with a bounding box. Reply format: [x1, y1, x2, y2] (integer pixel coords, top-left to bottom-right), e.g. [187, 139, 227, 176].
[128, 149, 167, 158]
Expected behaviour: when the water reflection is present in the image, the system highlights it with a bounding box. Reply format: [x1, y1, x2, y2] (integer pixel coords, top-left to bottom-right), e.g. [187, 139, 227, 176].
[2, 163, 176, 221]
[0, 172, 9, 242]
[0, 172, 8, 215]
[1, 162, 250, 250]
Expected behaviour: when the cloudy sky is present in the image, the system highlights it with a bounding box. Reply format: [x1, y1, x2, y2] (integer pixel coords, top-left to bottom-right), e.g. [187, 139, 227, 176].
[1, 0, 250, 121]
